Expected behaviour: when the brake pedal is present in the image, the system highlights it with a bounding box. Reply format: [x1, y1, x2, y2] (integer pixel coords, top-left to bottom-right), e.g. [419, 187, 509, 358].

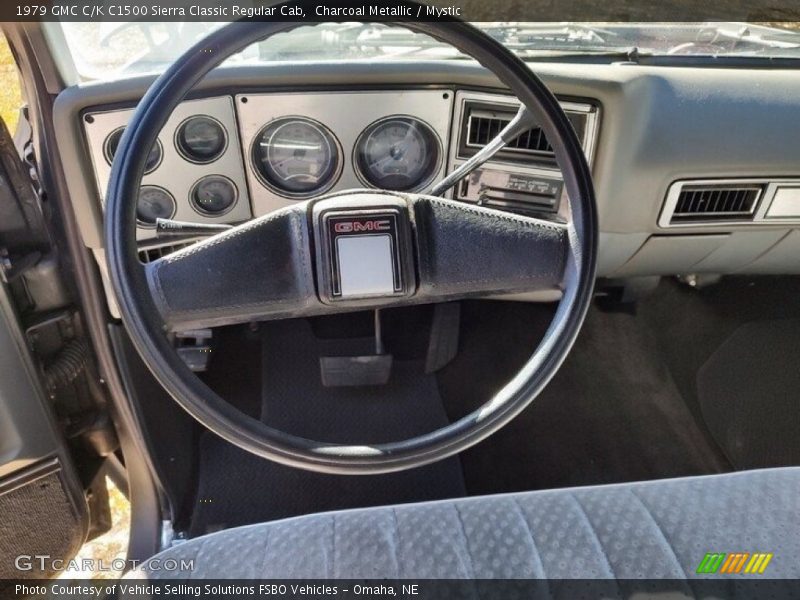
[320, 310, 392, 387]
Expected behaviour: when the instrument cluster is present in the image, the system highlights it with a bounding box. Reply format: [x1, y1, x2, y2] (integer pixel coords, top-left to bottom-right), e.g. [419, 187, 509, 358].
[83, 90, 453, 240]
[235, 90, 451, 216]
[249, 114, 442, 199]
[84, 96, 251, 241]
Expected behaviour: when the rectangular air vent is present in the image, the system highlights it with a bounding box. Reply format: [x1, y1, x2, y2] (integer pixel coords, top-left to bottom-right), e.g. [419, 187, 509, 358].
[669, 185, 763, 224]
[458, 99, 591, 168]
[660, 178, 800, 228]
[467, 110, 553, 154]
[138, 242, 194, 264]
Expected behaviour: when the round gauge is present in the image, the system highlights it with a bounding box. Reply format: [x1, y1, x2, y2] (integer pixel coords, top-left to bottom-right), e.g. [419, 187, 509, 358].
[105, 128, 162, 174]
[251, 117, 341, 198]
[190, 175, 238, 216]
[137, 186, 176, 227]
[355, 116, 441, 192]
[175, 115, 227, 163]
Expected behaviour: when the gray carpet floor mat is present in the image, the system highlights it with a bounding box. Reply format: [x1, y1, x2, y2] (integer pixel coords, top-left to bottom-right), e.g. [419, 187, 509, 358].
[188, 319, 465, 536]
[439, 301, 726, 495]
[698, 318, 800, 470]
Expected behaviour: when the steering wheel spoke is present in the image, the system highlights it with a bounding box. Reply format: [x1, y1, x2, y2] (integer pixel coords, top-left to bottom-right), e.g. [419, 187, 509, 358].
[145, 193, 569, 331]
[412, 195, 569, 301]
[145, 205, 316, 330]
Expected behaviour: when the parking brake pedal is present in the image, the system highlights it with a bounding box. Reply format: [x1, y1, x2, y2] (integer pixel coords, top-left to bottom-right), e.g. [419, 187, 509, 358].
[320, 310, 393, 387]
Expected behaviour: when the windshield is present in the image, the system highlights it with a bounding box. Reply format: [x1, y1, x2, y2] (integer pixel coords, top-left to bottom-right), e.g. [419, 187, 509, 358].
[58, 22, 800, 81]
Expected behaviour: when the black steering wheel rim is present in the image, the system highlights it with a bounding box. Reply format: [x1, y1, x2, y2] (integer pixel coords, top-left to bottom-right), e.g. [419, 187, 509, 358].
[105, 14, 597, 474]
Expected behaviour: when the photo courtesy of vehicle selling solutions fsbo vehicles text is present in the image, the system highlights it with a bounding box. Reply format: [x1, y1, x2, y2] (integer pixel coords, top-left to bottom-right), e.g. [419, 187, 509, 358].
[0, 1, 799, 599]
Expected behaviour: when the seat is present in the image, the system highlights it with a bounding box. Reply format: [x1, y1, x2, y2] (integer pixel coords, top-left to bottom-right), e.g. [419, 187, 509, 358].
[130, 468, 799, 579]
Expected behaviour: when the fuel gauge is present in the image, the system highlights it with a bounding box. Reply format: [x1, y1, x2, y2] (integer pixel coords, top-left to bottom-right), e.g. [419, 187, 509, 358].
[136, 186, 176, 227]
[190, 175, 238, 216]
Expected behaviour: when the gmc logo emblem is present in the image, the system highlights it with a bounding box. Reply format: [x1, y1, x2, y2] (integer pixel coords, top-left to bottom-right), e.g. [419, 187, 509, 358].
[334, 220, 391, 233]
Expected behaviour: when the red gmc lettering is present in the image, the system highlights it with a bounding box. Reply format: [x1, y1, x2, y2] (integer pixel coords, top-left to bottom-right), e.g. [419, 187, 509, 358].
[334, 220, 391, 233]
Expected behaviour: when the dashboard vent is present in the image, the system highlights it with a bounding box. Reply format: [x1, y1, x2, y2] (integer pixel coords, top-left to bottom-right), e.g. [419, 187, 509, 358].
[138, 242, 194, 264]
[670, 185, 762, 223]
[458, 100, 589, 168]
[467, 110, 552, 154]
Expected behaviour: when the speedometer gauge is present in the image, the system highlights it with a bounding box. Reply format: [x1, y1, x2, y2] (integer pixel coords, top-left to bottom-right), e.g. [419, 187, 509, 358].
[251, 117, 341, 198]
[355, 116, 441, 192]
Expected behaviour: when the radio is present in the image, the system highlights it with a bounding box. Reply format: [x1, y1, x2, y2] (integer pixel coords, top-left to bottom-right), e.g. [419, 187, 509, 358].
[454, 167, 564, 217]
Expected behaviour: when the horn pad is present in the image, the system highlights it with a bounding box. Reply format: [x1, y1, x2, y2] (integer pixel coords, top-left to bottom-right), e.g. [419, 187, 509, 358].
[311, 193, 416, 305]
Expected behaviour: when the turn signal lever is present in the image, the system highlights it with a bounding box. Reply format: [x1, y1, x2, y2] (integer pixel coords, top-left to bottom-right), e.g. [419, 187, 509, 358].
[155, 218, 233, 239]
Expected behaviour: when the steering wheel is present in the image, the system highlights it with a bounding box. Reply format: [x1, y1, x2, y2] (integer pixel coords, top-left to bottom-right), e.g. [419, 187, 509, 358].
[105, 12, 597, 475]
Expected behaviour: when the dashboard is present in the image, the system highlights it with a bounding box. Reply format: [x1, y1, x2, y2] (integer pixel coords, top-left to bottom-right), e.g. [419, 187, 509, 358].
[82, 87, 597, 245]
[52, 59, 800, 316]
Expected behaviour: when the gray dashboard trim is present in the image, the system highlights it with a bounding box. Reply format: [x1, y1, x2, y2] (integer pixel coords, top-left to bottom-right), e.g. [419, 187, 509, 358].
[54, 59, 800, 276]
[53, 60, 607, 249]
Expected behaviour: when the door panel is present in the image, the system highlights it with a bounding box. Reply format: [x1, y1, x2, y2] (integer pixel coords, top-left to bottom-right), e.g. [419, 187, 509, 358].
[0, 293, 63, 477]
[0, 111, 89, 577]
[0, 283, 88, 578]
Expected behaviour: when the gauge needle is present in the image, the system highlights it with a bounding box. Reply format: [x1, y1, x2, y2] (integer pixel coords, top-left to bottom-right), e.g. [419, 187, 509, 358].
[266, 142, 323, 151]
[369, 154, 399, 170]
[369, 124, 419, 169]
